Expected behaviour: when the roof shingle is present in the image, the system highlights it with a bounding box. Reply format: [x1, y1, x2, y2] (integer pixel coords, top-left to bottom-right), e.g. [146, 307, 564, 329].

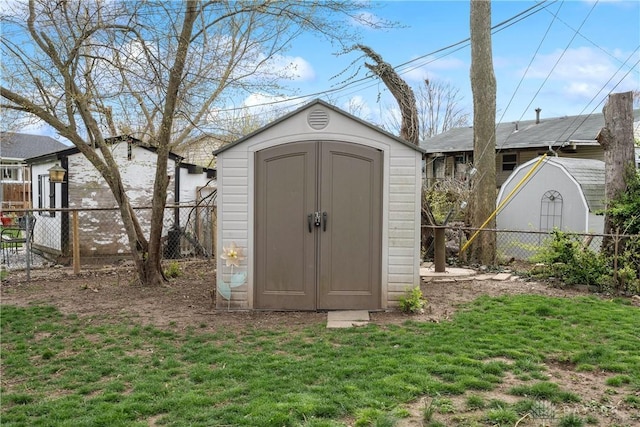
[1, 132, 70, 160]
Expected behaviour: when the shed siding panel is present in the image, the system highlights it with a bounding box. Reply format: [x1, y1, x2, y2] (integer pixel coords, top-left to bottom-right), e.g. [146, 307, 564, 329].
[389, 265, 414, 274]
[389, 247, 415, 256]
[222, 177, 248, 187]
[386, 145, 421, 307]
[390, 193, 417, 202]
[218, 152, 250, 309]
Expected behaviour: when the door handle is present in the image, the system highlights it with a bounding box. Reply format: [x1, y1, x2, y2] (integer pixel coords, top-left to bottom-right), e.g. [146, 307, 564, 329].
[308, 214, 313, 233]
[322, 211, 327, 231]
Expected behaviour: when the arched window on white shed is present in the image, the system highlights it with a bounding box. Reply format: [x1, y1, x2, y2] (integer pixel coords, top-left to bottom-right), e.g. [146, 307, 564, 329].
[540, 190, 563, 233]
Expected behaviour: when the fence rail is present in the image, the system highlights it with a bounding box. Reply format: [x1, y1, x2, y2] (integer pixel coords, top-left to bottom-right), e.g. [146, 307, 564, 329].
[1, 205, 216, 279]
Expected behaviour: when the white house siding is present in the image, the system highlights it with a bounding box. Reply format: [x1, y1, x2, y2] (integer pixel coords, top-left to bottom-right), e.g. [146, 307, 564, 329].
[216, 102, 422, 310]
[177, 166, 216, 232]
[68, 143, 161, 256]
[30, 162, 63, 252]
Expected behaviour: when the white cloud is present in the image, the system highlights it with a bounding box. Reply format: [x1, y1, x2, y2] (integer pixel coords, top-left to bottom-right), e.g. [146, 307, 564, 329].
[400, 56, 466, 83]
[267, 55, 316, 82]
[242, 93, 293, 108]
[522, 46, 639, 99]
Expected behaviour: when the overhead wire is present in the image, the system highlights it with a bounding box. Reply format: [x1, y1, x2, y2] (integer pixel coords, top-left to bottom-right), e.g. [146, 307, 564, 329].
[469, 0, 600, 188]
[211, 0, 555, 115]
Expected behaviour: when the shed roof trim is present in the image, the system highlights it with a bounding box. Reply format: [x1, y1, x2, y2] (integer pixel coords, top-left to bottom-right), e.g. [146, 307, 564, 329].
[214, 98, 426, 155]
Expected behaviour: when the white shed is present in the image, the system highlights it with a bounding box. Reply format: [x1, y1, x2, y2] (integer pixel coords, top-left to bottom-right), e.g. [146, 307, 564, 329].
[496, 156, 605, 259]
[26, 136, 215, 262]
[213, 99, 425, 311]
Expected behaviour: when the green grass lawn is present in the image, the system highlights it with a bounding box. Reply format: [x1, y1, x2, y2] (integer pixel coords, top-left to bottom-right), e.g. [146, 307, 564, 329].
[1, 295, 639, 426]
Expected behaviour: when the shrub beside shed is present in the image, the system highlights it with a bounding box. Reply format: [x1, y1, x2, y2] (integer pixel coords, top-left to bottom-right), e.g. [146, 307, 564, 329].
[214, 99, 425, 311]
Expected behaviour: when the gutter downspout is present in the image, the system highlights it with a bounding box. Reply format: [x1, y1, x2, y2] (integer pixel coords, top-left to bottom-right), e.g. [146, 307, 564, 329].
[60, 156, 70, 258]
[174, 162, 180, 226]
[459, 154, 548, 255]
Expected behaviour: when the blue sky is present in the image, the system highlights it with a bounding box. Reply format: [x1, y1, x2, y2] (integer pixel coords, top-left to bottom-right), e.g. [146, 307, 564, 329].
[249, 0, 640, 128]
[6, 0, 639, 138]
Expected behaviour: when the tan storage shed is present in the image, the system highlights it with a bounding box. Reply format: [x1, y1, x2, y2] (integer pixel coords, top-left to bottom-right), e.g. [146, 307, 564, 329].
[213, 99, 425, 311]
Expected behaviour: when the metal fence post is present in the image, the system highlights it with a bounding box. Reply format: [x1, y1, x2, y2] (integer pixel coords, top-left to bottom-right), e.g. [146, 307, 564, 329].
[25, 212, 31, 281]
[72, 210, 80, 274]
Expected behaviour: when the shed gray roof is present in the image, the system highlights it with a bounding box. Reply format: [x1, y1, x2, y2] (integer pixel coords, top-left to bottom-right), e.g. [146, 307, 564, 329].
[543, 156, 605, 212]
[1, 132, 70, 160]
[422, 109, 640, 154]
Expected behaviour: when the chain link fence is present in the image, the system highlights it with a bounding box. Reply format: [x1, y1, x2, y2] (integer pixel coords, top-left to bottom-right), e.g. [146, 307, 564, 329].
[422, 224, 640, 291]
[422, 225, 607, 261]
[3, 207, 638, 290]
[422, 224, 639, 261]
[1, 204, 216, 279]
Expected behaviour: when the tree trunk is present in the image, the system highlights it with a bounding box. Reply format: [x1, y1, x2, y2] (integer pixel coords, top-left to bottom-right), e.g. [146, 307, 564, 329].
[597, 91, 635, 254]
[469, 0, 497, 265]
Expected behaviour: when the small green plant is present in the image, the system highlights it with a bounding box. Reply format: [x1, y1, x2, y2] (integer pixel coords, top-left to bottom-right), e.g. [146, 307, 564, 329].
[398, 286, 427, 314]
[465, 394, 485, 410]
[623, 394, 640, 408]
[433, 397, 456, 414]
[164, 261, 181, 278]
[422, 399, 435, 423]
[354, 408, 396, 427]
[486, 407, 518, 425]
[509, 382, 580, 403]
[605, 375, 630, 387]
[557, 413, 584, 427]
[531, 230, 610, 290]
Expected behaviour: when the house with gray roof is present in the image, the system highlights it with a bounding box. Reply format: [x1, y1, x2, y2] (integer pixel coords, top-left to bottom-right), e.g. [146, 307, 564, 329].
[421, 109, 640, 188]
[495, 155, 605, 259]
[1, 132, 70, 209]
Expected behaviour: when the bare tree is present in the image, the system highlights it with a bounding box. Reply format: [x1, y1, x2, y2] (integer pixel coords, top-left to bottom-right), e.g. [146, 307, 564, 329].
[385, 79, 470, 141]
[417, 79, 470, 139]
[468, 0, 497, 265]
[1, 0, 389, 286]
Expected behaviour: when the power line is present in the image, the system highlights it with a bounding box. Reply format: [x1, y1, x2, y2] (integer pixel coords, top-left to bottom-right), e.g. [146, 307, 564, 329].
[212, 1, 555, 115]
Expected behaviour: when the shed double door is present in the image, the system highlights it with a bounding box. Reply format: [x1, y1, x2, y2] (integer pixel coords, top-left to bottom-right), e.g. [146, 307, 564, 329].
[255, 141, 382, 310]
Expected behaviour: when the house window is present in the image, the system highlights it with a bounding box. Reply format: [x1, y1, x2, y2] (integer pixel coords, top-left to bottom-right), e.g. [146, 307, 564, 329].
[502, 153, 518, 171]
[37, 174, 56, 217]
[2, 166, 17, 180]
[540, 190, 562, 232]
[433, 156, 445, 180]
[454, 153, 473, 180]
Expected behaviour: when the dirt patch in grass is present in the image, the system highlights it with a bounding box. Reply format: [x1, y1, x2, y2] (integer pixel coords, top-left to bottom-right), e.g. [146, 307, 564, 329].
[2, 260, 638, 426]
[0, 260, 597, 330]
